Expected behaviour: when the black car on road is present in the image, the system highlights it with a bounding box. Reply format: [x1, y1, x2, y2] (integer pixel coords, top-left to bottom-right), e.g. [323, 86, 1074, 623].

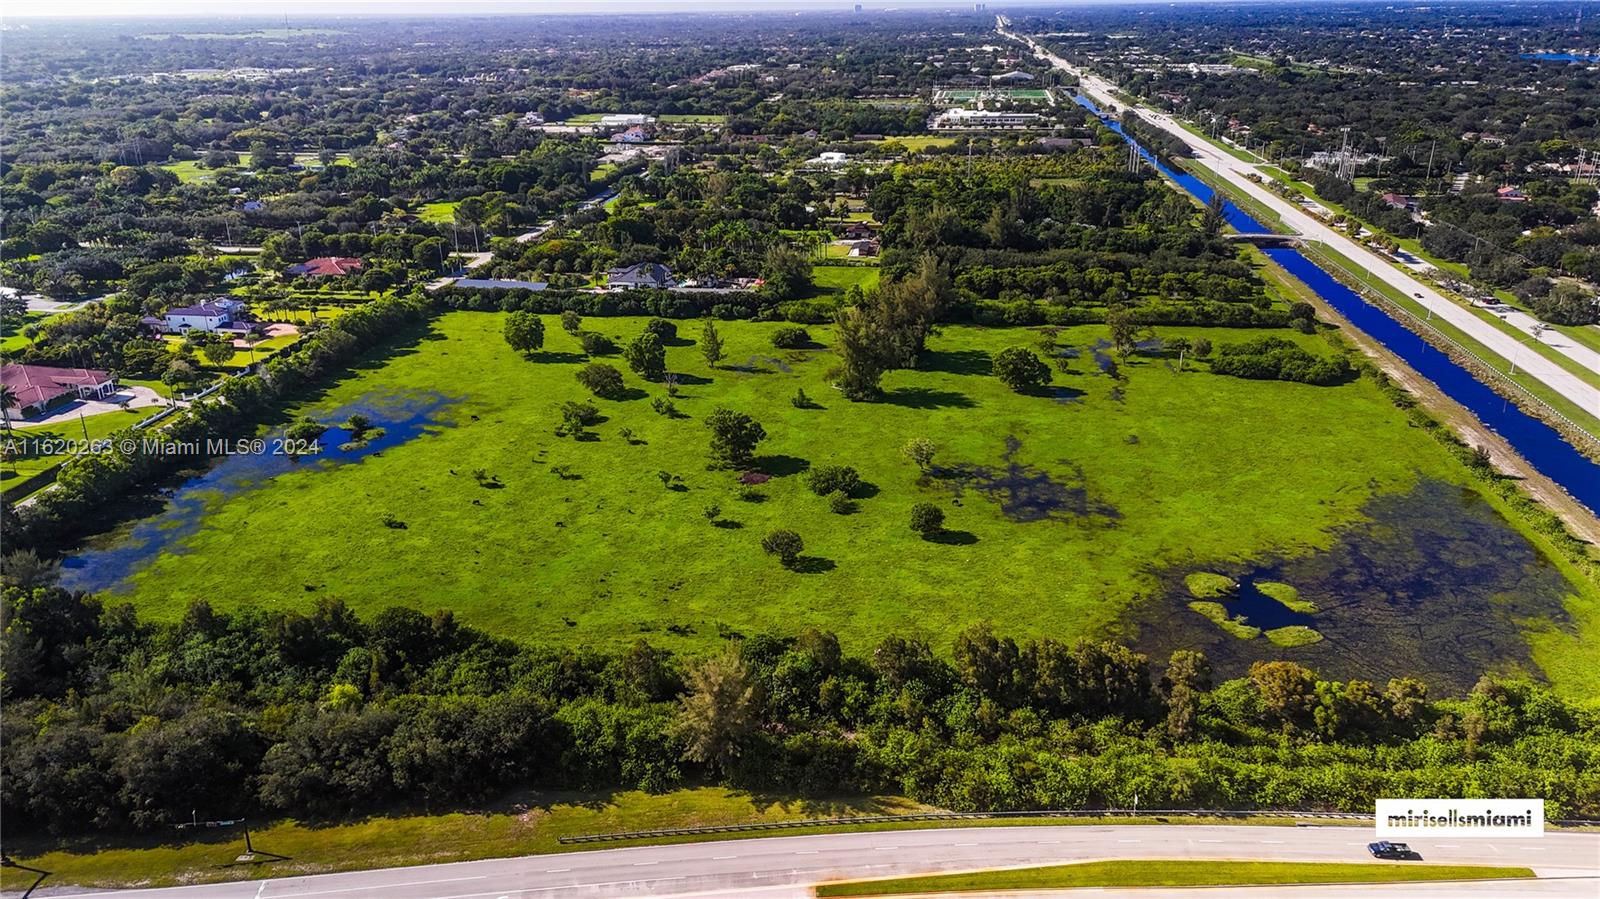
[1367, 840, 1421, 860]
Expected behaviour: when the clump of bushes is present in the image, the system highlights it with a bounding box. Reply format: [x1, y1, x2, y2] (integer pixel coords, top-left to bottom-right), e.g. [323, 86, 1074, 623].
[771, 326, 812, 349]
[806, 464, 860, 497]
[1209, 336, 1352, 385]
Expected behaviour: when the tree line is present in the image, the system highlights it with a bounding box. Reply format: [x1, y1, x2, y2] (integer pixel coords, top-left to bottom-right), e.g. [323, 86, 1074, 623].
[2, 586, 1596, 841]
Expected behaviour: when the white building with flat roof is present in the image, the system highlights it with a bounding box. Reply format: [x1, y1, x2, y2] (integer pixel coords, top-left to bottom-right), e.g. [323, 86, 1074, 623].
[599, 113, 656, 128]
[931, 108, 1042, 130]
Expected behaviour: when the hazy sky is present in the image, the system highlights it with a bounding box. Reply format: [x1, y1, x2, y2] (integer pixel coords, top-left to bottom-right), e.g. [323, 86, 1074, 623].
[7, 0, 1082, 19]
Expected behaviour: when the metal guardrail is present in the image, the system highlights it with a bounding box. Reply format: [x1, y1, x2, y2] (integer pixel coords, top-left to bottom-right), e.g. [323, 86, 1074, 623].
[559, 807, 1600, 844]
[557, 809, 1376, 845]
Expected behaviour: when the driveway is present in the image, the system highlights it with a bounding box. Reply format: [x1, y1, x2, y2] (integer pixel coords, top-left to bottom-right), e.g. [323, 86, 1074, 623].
[12, 386, 167, 428]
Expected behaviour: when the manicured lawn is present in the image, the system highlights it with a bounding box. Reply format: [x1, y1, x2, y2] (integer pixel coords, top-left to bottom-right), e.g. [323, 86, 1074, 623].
[816, 860, 1536, 896]
[418, 200, 459, 223]
[96, 311, 1565, 659]
[877, 135, 958, 152]
[0, 310, 48, 354]
[160, 159, 229, 183]
[811, 265, 881, 295]
[2, 406, 162, 499]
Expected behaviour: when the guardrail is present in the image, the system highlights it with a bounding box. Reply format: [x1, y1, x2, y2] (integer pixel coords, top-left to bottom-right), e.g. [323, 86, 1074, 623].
[556, 808, 1391, 845]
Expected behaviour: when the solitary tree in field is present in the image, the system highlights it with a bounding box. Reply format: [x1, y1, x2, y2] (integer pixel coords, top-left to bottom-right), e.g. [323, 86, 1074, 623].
[700, 318, 725, 369]
[993, 347, 1050, 392]
[1191, 336, 1213, 360]
[560, 309, 583, 335]
[704, 408, 765, 469]
[909, 502, 945, 538]
[674, 646, 758, 774]
[761, 529, 805, 568]
[504, 311, 545, 355]
[901, 437, 936, 471]
[575, 363, 626, 399]
[624, 332, 667, 381]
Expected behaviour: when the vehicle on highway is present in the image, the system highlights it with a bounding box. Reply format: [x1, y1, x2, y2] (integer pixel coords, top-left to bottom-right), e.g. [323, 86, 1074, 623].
[1367, 840, 1421, 860]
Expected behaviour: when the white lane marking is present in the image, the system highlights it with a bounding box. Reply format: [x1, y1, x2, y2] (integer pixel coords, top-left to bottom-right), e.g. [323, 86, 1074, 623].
[953, 842, 981, 847]
[1261, 840, 1286, 844]
[255, 885, 267, 899]
[259, 876, 491, 898]
[794, 850, 819, 854]
[544, 868, 570, 873]
[632, 860, 658, 866]
[1197, 839, 1224, 843]
[712, 855, 739, 859]
[1116, 839, 1142, 843]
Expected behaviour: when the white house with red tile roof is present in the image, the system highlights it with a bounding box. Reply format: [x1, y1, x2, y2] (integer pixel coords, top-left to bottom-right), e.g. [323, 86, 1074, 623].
[285, 257, 365, 278]
[1, 364, 117, 421]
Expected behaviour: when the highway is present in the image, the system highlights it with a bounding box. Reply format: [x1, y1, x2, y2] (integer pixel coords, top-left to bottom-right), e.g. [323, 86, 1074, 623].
[29, 824, 1600, 898]
[1000, 24, 1600, 427]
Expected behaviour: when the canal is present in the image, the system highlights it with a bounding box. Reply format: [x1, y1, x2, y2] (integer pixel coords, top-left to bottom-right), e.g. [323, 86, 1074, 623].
[1075, 95, 1600, 514]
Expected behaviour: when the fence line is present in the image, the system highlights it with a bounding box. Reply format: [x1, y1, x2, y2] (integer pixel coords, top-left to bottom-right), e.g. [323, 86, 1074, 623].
[557, 808, 1600, 844]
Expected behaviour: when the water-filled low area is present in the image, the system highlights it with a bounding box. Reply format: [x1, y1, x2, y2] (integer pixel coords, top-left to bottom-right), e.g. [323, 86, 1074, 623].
[59, 391, 454, 593]
[1131, 479, 1576, 693]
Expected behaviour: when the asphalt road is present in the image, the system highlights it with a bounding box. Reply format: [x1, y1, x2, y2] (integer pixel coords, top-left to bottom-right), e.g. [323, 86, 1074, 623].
[1002, 26, 1600, 426]
[34, 824, 1600, 898]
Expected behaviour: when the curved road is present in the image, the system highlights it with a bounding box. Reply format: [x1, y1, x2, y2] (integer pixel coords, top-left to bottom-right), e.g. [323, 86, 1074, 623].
[1001, 24, 1600, 426]
[31, 824, 1600, 898]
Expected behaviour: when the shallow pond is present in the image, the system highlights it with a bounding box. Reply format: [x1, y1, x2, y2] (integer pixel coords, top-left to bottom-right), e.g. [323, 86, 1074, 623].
[58, 391, 454, 593]
[1129, 478, 1577, 693]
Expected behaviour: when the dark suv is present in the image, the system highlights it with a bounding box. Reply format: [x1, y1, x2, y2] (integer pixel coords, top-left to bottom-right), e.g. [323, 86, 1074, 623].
[1367, 841, 1421, 860]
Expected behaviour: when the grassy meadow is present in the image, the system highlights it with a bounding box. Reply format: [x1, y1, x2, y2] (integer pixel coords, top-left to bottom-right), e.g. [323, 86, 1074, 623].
[87, 310, 1595, 663]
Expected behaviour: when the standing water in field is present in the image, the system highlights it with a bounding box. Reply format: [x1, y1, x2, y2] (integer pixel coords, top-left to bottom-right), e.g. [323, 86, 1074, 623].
[1130, 479, 1576, 693]
[58, 391, 455, 593]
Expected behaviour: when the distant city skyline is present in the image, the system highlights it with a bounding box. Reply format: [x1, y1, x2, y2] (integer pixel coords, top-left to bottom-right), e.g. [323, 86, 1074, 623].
[6, 0, 1103, 20]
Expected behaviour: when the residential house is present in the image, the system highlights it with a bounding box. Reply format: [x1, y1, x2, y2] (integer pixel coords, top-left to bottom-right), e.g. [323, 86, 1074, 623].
[845, 239, 880, 258]
[163, 298, 247, 334]
[285, 257, 364, 278]
[612, 125, 650, 144]
[1496, 186, 1528, 202]
[806, 151, 851, 168]
[1381, 193, 1419, 212]
[840, 221, 877, 240]
[1, 364, 118, 421]
[607, 263, 674, 290]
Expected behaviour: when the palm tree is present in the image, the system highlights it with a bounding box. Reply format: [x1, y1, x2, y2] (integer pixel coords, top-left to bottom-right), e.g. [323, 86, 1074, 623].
[0, 384, 17, 432]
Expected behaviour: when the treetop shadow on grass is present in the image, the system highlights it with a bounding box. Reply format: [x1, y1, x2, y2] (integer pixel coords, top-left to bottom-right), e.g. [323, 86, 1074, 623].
[881, 386, 975, 410]
[919, 348, 992, 376]
[929, 436, 1120, 524]
[527, 350, 587, 365]
[926, 529, 978, 545]
[670, 372, 714, 386]
[755, 454, 810, 477]
[789, 556, 836, 574]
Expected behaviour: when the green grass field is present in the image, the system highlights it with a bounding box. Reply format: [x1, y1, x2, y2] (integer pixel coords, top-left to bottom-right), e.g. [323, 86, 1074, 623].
[816, 860, 1536, 896]
[876, 135, 959, 152]
[811, 265, 881, 295]
[89, 311, 1588, 661]
[417, 200, 460, 223]
[160, 159, 227, 184]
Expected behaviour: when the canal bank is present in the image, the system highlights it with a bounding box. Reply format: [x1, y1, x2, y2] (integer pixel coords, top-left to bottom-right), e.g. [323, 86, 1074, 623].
[1074, 93, 1600, 517]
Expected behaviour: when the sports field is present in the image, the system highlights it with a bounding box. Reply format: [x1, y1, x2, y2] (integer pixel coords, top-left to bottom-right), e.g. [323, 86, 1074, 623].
[934, 87, 1052, 103]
